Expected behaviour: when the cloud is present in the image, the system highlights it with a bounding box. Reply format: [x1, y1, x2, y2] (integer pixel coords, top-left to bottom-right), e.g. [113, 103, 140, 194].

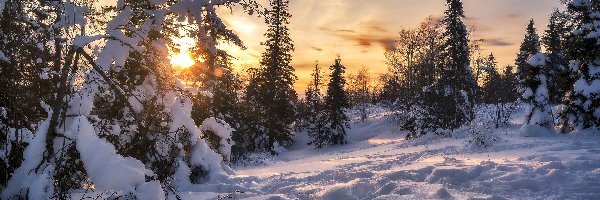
[311, 46, 324, 51]
[483, 38, 514, 46]
[505, 13, 521, 19]
[318, 26, 396, 51]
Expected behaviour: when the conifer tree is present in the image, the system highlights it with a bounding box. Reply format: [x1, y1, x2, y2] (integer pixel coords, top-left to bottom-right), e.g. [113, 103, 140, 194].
[425, 0, 476, 131]
[0, 0, 57, 189]
[305, 62, 329, 148]
[560, 0, 600, 132]
[245, 0, 297, 153]
[311, 58, 350, 147]
[522, 53, 553, 129]
[542, 9, 571, 104]
[516, 19, 542, 91]
[481, 53, 502, 104]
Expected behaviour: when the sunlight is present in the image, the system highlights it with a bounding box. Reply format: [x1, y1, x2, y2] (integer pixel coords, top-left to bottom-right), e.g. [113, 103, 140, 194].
[170, 51, 195, 69]
[170, 36, 197, 69]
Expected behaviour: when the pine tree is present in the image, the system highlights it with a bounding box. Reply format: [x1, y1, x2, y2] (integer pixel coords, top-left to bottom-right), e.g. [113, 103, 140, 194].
[313, 57, 350, 147]
[500, 65, 519, 104]
[516, 19, 542, 92]
[480, 53, 502, 104]
[425, 0, 476, 131]
[560, 0, 600, 132]
[245, 0, 297, 153]
[305, 62, 329, 148]
[542, 9, 571, 104]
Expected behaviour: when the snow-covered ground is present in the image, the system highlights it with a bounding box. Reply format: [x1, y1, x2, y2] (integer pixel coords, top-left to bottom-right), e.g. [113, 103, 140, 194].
[184, 106, 600, 200]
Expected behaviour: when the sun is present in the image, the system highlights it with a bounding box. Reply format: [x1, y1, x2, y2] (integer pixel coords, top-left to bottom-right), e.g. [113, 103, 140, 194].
[170, 36, 197, 69]
[170, 51, 195, 69]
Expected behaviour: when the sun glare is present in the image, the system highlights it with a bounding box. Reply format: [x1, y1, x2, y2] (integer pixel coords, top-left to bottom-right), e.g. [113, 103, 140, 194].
[170, 51, 195, 69]
[170, 36, 197, 69]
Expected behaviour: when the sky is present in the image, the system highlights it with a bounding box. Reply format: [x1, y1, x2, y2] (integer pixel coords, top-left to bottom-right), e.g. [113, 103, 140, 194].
[100, 0, 564, 91]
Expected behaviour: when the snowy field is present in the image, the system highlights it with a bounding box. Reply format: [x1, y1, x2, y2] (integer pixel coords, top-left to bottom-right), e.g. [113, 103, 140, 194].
[176, 106, 600, 200]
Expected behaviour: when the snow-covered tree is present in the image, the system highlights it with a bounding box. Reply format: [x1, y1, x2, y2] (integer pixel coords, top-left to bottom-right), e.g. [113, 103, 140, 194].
[304, 62, 328, 148]
[559, 0, 600, 132]
[522, 53, 553, 129]
[424, 0, 476, 131]
[310, 58, 350, 147]
[1, 0, 255, 198]
[245, 0, 297, 154]
[516, 19, 542, 92]
[0, 0, 58, 190]
[542, 9, 572, 104]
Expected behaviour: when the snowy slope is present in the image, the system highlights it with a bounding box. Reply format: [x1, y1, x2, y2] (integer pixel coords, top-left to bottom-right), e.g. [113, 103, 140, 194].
[182, 106, 600, 200]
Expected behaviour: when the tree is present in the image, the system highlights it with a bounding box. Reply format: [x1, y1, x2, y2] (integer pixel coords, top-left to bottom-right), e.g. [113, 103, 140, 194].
[244, 0, 297, 153]
[516, 19, 542, 92]
[382, 16, 443, 104]
[425, 0, 476, 131]
[310, 57, 350, 147]
[559, 0, 600, 132]
[0, 0, 58, 190]
[480, 53, 502, 104]
[305, 62, 329, 148]
[1, 0, 255, 198]
[347, 66, 372, 121]
[542, 9, 572, 104]
[515, 19, 553, 130]
[521, 53, 554, 130]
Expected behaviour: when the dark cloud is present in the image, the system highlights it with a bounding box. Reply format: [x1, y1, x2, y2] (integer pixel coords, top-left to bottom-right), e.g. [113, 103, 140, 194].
[338, 29, 356, 33]
[318, 26, 396, 51]
[483, 38, 514, 46]
[311, 46, 324, 51]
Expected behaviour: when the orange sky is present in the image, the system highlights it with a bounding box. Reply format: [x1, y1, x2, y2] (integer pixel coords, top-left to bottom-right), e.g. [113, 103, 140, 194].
[100, 0, 563, 92]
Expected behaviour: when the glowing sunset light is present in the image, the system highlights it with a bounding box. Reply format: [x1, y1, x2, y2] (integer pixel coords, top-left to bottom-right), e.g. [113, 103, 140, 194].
[170, 36, 197, 69]
[170, 51, 195, 69]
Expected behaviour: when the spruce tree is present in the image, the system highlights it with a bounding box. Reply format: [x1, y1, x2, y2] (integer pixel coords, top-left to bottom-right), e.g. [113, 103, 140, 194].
[481, 53, 502, 104]
[542, 9, 571, 104]
[245, 0, 297, 153]
[522, 53, 553, 129]
[560, 0, 600, 131]
[318, 58, 350, 146]
[305, 62, 329, 148]
[516, 19, 542, 92]
[426, 0, 475, 131]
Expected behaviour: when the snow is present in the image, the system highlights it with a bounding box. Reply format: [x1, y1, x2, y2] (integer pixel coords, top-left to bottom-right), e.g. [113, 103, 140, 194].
[201, 117, 235, 162]
[177, 105, 600, 199]
[135, 181, 165, 200]
[71, 116, 151, 191]
[574, 78, 600, 97]
[1, 103, 52, 199]
[0, 50, 9, 63]
[0, 0, 5, 17]
[519, 124, 555, 137]
[527, 52, 546, 67]
[73, 35, 106, 47]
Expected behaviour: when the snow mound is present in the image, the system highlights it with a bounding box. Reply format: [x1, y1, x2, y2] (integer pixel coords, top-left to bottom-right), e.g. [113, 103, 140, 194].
[518, 124, 555, 137]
